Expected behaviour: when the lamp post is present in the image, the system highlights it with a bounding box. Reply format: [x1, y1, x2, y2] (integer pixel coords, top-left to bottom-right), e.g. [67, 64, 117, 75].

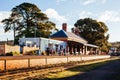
[34, 26, 37, 38]
[34, 20, 38, 48]
[34, 19, 37, 38]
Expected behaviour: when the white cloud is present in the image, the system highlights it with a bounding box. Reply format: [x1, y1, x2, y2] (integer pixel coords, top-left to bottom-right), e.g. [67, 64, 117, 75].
[67, 25, 74, 32]
[101, 0, 107, 4]
[57, 24, 73, 32]
[98, 11, 120, 23]
[0, 25, 13, 41]
[82, 0, 107, 5]
[56, 0, 77, 3]
[0, 11, 13, 41]
[79, 11, 93, 19]
[83, 0, 96, 5]
[44, 8, 68, 23]
[0, 29, 5, 36]
[0, 11, 11, 26]
[78, 10, 120, 23]
[56, 0, 66, 3]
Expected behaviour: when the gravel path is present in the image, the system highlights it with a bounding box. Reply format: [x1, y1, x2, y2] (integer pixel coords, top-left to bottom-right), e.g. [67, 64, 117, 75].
[61, 58, 120, 80]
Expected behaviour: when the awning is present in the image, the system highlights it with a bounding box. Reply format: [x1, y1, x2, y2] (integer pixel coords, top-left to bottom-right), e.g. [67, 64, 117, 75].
[67, 32, 87, 44]
[84, 44, 98, 48]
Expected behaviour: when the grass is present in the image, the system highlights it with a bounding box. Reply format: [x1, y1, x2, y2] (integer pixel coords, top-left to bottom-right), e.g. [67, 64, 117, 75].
[45, 58, 120, 80]
[45, 61, 109, 80]
[47, 70, 80, 79]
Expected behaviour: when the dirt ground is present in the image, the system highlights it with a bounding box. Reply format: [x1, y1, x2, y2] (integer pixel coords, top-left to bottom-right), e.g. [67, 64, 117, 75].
[59, 58, 120, 80]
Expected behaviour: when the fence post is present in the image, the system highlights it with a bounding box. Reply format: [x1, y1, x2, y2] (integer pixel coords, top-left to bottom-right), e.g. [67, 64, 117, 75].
[4, 60, 6, 71]
[80, 56, 82, 62]
[28, 58, 30, 68]
[45, 58, 47, 65]
[67, 56, 68, 63]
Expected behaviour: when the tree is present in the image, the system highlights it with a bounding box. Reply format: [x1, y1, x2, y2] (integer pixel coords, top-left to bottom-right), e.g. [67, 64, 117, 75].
[1, 2, 57, 44]
[74, 18, 109, 52]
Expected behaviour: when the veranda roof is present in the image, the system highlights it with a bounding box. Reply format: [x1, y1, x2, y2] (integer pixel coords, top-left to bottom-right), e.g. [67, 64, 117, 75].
[50, 30, 87, 44]
[84, 43, 98, 48]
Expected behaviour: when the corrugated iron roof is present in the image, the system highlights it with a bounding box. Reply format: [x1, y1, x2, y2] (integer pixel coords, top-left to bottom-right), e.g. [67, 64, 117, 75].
[66, 32, 87, 44]
[84, 43, 98, 48]
[50, 30, 68, 38]
[50, 30, 87, 44]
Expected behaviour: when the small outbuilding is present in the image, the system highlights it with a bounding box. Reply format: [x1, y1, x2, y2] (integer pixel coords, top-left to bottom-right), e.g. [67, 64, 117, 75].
[19, 37, 67, 55]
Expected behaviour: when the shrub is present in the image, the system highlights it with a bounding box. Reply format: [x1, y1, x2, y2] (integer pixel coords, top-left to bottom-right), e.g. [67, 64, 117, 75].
[6, 52, 13, 56]
[5, 52, 20, 56]
[25, 50, 37, 55]
[0, 54, 5, 56]
[31, 51, 37, 55]
[41, 51, 46, 55]
[12, 51, 20, 56]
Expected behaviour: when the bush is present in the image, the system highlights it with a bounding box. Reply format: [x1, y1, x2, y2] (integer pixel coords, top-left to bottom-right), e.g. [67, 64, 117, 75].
[12, 51, 20, 56]
[25, 50, 37, 55]
[0, 54, 5, 56]
[41, 51, 46, 55]
[5, 52, 20, 56]
[6, 52, 13, 56]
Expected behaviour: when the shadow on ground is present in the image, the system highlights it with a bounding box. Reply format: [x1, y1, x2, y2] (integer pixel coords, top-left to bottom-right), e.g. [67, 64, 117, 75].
[38, 59, 120, 80]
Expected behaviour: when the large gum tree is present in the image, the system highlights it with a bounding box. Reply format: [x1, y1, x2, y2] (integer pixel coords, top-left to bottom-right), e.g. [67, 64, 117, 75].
[1, 2, 58, 44]
[74, 18, 110, 52]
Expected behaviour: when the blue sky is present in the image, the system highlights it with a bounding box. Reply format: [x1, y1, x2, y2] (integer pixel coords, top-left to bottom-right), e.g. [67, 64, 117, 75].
[0, 0, 120, 42]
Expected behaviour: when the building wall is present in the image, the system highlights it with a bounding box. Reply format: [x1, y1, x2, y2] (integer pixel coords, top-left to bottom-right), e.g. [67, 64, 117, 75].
[0, 44, 20, 54]
[40, 38, 49, 53]
[5, 44, 20, 53]
[0, 44, 39, 55]
[0, 44, 5, 54]
[19, 38, 40, 48]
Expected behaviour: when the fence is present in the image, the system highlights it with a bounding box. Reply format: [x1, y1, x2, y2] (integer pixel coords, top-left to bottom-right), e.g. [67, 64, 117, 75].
[0, 55, 110, 71]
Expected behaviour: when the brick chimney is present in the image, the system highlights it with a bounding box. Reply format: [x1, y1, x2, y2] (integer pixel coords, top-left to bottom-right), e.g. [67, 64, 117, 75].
[62, 23, 67, 32]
